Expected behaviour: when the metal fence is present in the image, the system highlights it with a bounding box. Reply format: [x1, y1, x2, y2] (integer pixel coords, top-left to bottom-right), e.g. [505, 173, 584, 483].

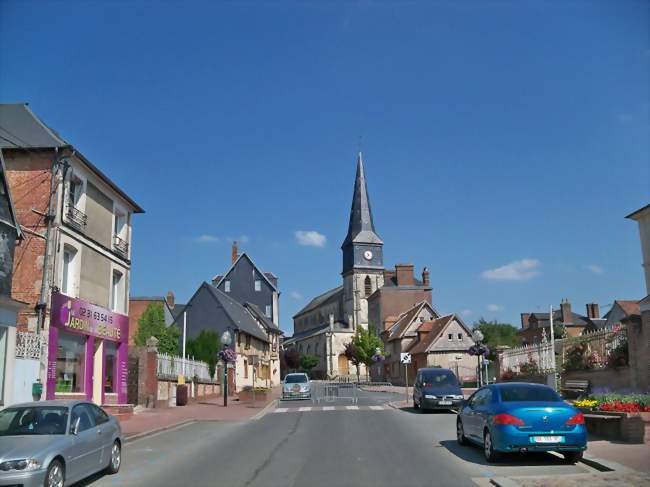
[312, 381, 359, 404]
[15, 332, 47, 360]
[156, 354, 214, 381]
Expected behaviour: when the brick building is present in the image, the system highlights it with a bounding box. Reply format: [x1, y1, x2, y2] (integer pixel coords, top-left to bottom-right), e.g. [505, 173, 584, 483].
[1, 103, 143, 405]
[128, 292, 181, 346]
[518, 300, 599, 344]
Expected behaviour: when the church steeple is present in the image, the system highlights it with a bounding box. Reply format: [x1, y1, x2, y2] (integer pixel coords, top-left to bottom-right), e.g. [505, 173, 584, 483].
[342, 153, 383, 276]
[342, 152, 382, 247]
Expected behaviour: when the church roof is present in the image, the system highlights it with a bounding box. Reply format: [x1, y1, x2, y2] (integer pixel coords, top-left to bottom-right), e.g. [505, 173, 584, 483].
[293, 285, 343, 319]
[342, 153, 382, 247]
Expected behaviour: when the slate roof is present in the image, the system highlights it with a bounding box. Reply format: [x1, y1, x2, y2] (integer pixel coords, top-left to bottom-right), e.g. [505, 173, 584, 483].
[407, 315, 455, 355]
[293, 285, 343, 318]
[170, 304, 186, 322]
[385, 301, 441, 342]
[0, 103, 144, 213]
[341, 153, 382, 247]
[244, 302, 281, 333]
[528, 310, 588, 327]
[211, 253, 278, 292]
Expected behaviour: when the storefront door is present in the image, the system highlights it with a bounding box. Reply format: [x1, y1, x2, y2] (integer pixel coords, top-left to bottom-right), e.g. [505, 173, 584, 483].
[92, 340, 103, 405]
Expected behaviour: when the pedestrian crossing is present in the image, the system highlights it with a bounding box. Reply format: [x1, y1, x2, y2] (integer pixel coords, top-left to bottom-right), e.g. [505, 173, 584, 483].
[273, 405, 389, 414]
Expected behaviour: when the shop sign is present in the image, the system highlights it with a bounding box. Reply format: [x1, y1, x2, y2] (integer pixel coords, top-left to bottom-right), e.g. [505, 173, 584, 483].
[51, 292, 128, 342]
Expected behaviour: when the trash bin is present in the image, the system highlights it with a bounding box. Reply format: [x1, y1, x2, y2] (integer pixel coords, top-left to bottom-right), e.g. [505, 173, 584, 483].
[32, 381, 43, 401]
[176, 384, 188, 406]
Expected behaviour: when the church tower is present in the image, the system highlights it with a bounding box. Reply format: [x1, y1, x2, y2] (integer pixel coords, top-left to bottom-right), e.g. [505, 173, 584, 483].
[342, 153, 384, 330]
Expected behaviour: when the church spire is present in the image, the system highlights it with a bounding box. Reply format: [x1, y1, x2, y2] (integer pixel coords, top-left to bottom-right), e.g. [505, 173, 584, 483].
[342, 152, 382, 247]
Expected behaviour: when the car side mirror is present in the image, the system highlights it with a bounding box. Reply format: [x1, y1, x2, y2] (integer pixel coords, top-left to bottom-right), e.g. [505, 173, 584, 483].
[70, 417, 80, 435]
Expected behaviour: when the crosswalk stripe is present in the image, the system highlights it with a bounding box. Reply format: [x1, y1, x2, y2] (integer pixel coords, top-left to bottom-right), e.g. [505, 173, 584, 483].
[274, 408, 288, 413]
[369, 405, 384, 410]
[272, 405, 390, 414]
[298, 407, 312, 412]
[322, 406, 336, 411]
[346, 406, 359, 410]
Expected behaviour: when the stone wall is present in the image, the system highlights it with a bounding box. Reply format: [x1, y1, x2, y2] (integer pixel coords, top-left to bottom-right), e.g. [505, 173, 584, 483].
[156, 378, 219, 408]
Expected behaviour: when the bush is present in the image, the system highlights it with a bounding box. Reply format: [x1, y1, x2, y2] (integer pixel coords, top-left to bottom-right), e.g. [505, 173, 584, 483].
[607, 341, 628, 368]
[241, 386, 270, 393]
[520, 358, 540, 376]
[500, 368, 520, 381]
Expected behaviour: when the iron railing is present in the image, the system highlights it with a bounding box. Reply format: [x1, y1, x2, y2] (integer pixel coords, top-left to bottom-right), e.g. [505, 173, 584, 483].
[113, 235, 129, 258]
[65, 205, 87, 230]
[156, 354, 214, 382]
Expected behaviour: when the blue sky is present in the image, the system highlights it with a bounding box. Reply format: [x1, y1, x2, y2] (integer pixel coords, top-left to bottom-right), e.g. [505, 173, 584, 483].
[1, 1, 648, 334]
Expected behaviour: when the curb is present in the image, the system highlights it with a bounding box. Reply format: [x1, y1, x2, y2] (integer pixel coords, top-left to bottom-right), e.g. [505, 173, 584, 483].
[251, 398, 279, 421]
[124, 419, 197, 444]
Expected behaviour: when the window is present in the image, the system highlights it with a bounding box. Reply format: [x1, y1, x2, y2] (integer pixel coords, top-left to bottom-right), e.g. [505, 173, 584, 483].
[420, 317, 425, 323]
[364, 276, 372, 297]
[245, 334, 251, 350]
[265, 305, 272, 318]
[104, 342, 117, 393]
[457, 333, 462, 340]
[243, 359, 248, 378]
[55, 332, 86, 393]
[499, 384, 561, 402]
[68, 178, 81, 209]
[254, 280, 261, 292]
[224, 280, 231, 292]
[110, 271, 123, 313]
[61, 246, 77, 295]
[71, 404, 96, 433]
[0, 406, 69, 436]
[113, 210, 126, 238]
[448, 333, 453, 341]
[90, 404, 110, 425]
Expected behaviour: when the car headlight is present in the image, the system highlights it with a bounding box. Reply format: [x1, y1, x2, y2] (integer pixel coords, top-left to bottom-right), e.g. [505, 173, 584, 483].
[453, 395, 464, 400]
[425, 394, 437, 399]
[0, 459, 41, 471]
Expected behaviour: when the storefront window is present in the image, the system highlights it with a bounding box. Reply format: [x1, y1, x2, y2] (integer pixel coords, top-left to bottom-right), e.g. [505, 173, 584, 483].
[104, 341, 117, 393]
[56, 332, 86, 393]
[0, 327, 7, 404]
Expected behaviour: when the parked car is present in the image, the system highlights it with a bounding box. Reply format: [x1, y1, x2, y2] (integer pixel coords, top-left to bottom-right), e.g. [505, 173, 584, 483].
[456, 383, 587, 463]
[413, 368, 464, 411]
[282, 373, 312, 400]
[0, 400, 123, 487]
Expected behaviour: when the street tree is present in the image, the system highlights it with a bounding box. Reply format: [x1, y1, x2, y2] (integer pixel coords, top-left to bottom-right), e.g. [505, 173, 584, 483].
[344, 327, 384, 382]
[282, 348, 301, 372]
[134, 303, 181, 355]
[187, 329, 220, 378]
[299, 354, 320, 373]
[473, 318, 519, 361]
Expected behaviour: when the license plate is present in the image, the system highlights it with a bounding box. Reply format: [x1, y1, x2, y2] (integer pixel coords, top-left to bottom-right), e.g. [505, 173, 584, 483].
[438, 401, 452, 405]
[531, 436, 564, 444]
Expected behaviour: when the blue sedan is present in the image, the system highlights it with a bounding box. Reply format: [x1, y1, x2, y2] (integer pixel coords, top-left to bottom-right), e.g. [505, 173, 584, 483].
[456, 383, 587, 463]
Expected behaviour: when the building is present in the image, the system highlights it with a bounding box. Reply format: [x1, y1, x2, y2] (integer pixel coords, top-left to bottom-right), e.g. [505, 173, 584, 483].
[600, 300, 640, 330]
[212, 242, 280, 326]
[288, 153, 384, 378]
[176, 282, 282, 390]
[0, 151, 27, 407]
[368, 264, 432, 334]
[626, 203, 650, 392]
[128, 291, 182, 346]
[1, 103, 143, 405]
[519, 300, 599, 344]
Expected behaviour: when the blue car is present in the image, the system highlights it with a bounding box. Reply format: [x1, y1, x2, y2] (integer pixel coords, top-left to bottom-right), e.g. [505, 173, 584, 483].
[456, 383, 587, 463]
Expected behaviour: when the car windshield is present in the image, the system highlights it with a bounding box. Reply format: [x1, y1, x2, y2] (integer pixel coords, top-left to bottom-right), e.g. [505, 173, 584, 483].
[422, 371, 458, 386]
[499, 385, 562, 402]
[285, 375, 308, 384]
[0, 406, 69, 436]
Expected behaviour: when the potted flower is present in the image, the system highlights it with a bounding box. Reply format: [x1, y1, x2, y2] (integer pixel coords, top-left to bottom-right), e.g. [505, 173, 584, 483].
[574, 398, 598, 412]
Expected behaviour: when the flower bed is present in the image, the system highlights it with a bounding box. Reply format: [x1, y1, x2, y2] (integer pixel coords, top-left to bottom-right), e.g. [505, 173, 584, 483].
[583, 393, 650, 413]
[575, 393, 650, 443]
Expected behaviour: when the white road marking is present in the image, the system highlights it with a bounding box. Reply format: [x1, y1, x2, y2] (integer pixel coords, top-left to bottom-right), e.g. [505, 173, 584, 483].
[346, 406, 360, 410]
[369, 405, 384, 411]
[298, 407, 312, 412]
[274, 408, 288, 413]
[322, 406, 336, 411]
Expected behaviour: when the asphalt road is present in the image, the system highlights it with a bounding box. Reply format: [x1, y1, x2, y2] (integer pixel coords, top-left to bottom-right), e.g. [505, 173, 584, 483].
[81, 389, 592, 487]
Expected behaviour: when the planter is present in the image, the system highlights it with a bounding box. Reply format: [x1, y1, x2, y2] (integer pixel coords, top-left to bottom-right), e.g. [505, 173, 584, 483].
[585, 411, 646, 444]
[176, 385, 189, 406]
[238, 391, 269, 403]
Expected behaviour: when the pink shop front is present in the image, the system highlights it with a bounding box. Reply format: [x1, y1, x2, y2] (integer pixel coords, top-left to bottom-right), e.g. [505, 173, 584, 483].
[46, 292, 129, 405]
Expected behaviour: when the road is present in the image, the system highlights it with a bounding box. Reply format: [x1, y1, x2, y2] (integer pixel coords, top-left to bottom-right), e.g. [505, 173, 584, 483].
[82, 388, 593, 487]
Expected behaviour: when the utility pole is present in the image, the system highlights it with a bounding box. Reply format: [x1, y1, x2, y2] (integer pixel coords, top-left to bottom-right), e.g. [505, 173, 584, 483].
[549, 305, 557, 391]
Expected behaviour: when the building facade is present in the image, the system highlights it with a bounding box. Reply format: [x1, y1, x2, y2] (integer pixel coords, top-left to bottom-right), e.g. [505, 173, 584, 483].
[128, 291, 181, 346]
[518, 300, 597, 344]
[1, 103, 143, 405]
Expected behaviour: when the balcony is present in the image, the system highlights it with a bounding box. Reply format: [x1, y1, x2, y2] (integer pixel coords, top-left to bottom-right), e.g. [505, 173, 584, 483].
[113, 235, 129, 259]
[65, 205, 87, 231]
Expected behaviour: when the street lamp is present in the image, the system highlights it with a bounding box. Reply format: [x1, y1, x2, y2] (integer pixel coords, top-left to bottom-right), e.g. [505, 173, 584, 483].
[472, 330, 485, 387]
[221, 329, 233, 407]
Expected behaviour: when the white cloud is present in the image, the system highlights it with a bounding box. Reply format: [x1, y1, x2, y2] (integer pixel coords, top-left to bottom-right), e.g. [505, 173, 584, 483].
[194, 234, 220, 243]
[487, 304, 503, 312]
[481, 259, 541, 281]
[585, 264, 603, 275]
[289, 291, 303, 300]
[460, 309, 473, 317]
[295, 230, 327, 247]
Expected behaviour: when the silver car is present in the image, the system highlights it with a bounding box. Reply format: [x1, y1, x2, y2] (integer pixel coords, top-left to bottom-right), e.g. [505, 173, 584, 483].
[282, 373, 312, 400]
[0, 400, 123, 487]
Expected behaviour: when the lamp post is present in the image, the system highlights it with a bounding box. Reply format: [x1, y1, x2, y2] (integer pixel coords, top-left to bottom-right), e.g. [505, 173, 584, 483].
[221, 329, 233, 407]
[472, 330, 485, 387]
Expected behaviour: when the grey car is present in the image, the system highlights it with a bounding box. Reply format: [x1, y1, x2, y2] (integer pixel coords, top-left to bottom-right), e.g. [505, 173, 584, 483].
[282, 373, 312, 400]
[0, 400, 123, 487]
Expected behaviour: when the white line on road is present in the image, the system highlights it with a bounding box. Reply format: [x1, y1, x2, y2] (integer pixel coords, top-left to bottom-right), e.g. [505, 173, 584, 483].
[322, 406, 336, 411]
[298, 407, 312, 412]
[368, 405, 384, 410]
[274, 408, 288, 413]
[346, 406, 360, 410]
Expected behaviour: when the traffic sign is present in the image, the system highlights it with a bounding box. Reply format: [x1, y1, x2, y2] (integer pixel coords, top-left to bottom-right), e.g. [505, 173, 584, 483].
[400, 353, 411, 364]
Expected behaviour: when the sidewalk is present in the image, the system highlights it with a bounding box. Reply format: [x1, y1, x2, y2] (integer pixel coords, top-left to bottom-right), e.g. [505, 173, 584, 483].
[119, 386, 280, 440]
[585, 435, 650, 474]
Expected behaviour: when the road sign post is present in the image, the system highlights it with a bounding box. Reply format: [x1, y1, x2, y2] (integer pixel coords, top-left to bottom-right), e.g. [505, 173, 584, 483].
[400, 353, 412, 405]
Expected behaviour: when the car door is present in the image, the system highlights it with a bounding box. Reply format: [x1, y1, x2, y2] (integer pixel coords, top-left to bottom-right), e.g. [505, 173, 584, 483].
[67, 404, 103, 480]
[462, 389, 486, 439]
[90, 404, 113, 466]
[473, 388, 493, 438]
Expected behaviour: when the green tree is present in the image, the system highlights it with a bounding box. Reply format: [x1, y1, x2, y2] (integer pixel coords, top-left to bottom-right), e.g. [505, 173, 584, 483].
[553, 323, 567, 340]
[187, 329, 221, 377]
[299, 354, 320, 373]
[134, 303, 180, 355]
[344, 327, 384, 382]
[473, 318, 520, 361]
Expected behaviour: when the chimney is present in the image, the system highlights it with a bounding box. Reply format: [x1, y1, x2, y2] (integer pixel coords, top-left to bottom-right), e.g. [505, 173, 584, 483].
[422, 267, 430, 287]
[231, 241, 238, 264]
[520, 313, 530, 329]
[395, 264, 415, 286]
[560, 299, 572, 324]
[166, 291, 175, 308]
[586, 303, 600, 319]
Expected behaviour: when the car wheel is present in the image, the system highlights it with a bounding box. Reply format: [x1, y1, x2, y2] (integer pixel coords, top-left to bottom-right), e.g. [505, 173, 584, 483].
[106, 440, 122, 474]
[563, 451, 583, 464]
[413, 397, 419, 409]
[483, 429, 501, 463]
[44, 459, 65, 487]
[456, 419, 468, 445]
